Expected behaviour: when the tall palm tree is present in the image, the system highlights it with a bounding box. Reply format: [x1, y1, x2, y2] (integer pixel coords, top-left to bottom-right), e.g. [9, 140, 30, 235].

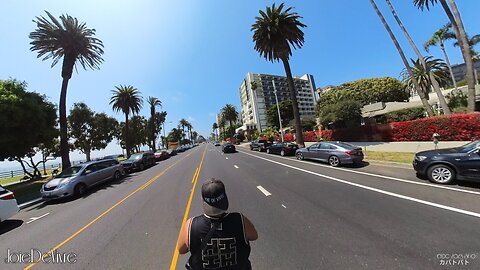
[179, 118, 189, 143]
[454, 34, 480, 84]
[252, 3, 306, 146]
[403, 57, 451, 111]
[385, 0, 451, 115]
[185, 122, 193, 142]
[212, 122, 218, 141]
[110, 85, 143, 157]
[218, 116, 226, 141]
[29, 11, 104, 168]
[221, 104, 238, 138]
[414, 0, 476, 112]
[369, 0, 434, 116]
[147, 96, 162, 151]
[424, 23, 458, 89]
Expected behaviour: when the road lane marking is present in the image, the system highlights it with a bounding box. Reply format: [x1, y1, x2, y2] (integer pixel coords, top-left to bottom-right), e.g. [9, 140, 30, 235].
[226, 157, 229, 160]
[257, 185, 272, 196]
[192, 167, 199, 183]
[238, 150, 480, 196]
[234, 165, 239, 169]
[282, 204, 287, 208]
[26, 213, 50, 224]
[242, 151, 480, 219]
[169, 145, 208, 270]
[23, 146, 202, 270]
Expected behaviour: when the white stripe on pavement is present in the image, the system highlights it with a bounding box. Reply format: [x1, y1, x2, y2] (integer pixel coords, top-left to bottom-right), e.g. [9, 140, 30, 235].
[257, 186, 272, 196]
[238, 150, 480, 196]
[26, 212, 50, 224]
[243, 151, 480, 219]
[226, 157, 229, 160]
[234, 165, 239, 169]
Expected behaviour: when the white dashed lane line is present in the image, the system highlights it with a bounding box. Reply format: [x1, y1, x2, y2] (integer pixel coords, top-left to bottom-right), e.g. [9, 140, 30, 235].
[234, 165, 239, 169]
[257, 185, 272, 196]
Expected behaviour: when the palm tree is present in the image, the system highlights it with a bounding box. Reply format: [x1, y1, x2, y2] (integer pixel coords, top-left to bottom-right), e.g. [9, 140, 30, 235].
[385, 0, 451, 115]
[179, 118, 189, 144]
[147, 96, 162, 151]
[212, 122, 218, 141]
[221, 104, 238, 138]
[454, 34, 480, 84]
[369, 0, 434, 116]
[185, 122, 193, 142]
[218, 116, 226, 141]
[403, 57, 451, 111]
[110, 85, 143, 157]
[29, 11, 104, 168]
[414, 0, 476, 112]
[251, 3, 306, 146]
[424, 23, 458, 89]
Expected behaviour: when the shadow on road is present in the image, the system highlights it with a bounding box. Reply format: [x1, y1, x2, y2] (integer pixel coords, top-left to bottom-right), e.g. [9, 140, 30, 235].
[0, 219, 24, 235]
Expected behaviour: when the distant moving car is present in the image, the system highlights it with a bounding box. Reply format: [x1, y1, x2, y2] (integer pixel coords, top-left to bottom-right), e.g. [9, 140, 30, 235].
[121, 152, 156, 172]
[41, 159, 125, 200]
[413, 140, 480, 184]
[222, 143, 236, 153]
[296, 141, 364, 167]
[266, 142, 298, 156]
[0, 185, 19, 222]
[250, 139, 272, 152]
[154, 151, 170, 161]
[214, 141, 221, 146]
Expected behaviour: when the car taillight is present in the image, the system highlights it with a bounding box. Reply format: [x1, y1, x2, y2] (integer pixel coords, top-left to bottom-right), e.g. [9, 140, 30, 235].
[345, 150, 354, 155]
[0, 193, 15, 200]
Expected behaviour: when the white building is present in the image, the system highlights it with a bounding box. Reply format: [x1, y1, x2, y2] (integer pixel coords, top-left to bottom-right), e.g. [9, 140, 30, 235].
[237, 72, 318, 133]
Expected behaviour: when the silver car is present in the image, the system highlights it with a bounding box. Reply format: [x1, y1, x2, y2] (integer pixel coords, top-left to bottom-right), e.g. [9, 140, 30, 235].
[41, 159, 124, 200]
[295, 141, 364, 167]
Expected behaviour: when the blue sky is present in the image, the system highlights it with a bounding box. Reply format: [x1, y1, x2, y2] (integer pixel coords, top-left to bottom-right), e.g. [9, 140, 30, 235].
[1, 0, 479, 167]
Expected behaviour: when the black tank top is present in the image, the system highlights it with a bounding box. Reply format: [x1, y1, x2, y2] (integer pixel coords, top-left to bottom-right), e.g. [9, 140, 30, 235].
[188, 212, 251, 270]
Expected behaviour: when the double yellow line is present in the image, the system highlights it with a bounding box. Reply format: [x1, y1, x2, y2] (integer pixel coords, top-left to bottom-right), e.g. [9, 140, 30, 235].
[24, 147, 201, 270]
[169, 145, 207, 269]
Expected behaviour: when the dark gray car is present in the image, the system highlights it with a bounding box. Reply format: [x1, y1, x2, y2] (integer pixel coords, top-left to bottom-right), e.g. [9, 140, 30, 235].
[295, 141, 364, 167]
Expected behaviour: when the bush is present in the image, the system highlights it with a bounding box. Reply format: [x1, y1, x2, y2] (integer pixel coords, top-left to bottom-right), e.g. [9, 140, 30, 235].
[384, 107, 426, 123]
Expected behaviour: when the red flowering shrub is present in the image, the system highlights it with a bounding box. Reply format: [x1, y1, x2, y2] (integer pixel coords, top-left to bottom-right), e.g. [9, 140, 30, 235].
[303, 131, 318, 142]
[390, 113, 480, 141]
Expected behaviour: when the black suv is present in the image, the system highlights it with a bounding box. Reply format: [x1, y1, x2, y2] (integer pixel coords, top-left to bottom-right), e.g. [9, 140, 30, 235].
[250, 139, 272, 152]
[121, 152, 156, 173]
[413, 140, 480, 184]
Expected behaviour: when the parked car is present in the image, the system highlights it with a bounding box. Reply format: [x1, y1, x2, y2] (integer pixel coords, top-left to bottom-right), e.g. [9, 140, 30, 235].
[296, 141, 364, 167]
[413, 140, 480, 184]
[121, 152, 156, 173]
[41, 159, 125, 200]
[266, 142, 299, 156]
[154, 151, 170, 161]
[0, 185, 19, 223]
[250, 139, 272, 152]
[214, 141, 221, 146]
[222, 143, 236, 153]
[102, 154, 125, 161]
[166, 149, 177, 156]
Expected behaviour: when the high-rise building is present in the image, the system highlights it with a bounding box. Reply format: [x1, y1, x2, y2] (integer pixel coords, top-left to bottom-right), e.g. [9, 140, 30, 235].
[238, 72, 318, 132]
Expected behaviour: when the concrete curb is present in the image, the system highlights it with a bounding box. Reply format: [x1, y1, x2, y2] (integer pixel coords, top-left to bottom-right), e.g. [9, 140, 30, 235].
[364, 159, 412, 168]
[18, 198, 43, 209]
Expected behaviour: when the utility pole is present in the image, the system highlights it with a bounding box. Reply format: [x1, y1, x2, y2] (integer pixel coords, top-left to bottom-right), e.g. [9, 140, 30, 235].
[272, 80, 284, 142]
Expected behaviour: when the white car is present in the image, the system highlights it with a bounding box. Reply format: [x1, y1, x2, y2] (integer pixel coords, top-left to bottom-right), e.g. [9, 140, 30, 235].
[0, 185, 19, 222]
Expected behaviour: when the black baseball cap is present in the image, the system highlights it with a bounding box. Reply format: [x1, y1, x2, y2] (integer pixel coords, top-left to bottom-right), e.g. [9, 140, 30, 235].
[201, 179, 229, 216]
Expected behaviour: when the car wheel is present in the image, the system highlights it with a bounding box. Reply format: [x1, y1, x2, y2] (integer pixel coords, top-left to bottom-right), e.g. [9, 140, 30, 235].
[139, 163, 145, 171]
[427, 164, 455, 184]
[74, 183, 87, 197]
[296, 153, 304, 160]
[266, 149, 270, 154]
[113, 171, 121, 181]
[280, 150, 285, 156]
[328, 155, 340, 167]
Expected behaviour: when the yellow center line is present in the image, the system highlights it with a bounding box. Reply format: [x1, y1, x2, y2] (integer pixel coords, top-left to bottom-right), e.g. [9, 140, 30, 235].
[169, 145, 208, 270]
[24, 146, 202, 270]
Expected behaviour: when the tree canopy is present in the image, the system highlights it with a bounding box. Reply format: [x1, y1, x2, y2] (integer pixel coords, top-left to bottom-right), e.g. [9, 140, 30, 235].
[267, 100, 294, 129]
[0, 79, 57, 162]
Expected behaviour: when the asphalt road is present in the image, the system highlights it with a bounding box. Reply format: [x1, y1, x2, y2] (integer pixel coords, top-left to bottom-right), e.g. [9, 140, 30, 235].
[1, 143, 479, 269]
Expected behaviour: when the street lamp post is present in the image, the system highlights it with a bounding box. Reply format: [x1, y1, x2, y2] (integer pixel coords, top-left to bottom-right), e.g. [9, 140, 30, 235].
[272, 80, 284, 142]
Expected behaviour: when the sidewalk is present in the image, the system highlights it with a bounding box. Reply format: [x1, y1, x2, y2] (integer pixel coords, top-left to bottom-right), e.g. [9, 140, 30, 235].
[305, 141, 468, 153]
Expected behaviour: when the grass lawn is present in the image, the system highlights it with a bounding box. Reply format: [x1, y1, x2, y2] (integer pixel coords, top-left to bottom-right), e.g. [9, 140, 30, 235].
[0, 176, 24, 186]
[365, 151, 415, 164]
[8, 179, 48, 200]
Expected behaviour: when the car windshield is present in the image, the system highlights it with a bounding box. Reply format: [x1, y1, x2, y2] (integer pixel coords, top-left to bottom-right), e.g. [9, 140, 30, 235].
[55, 166, 82, 178]
[128, 154, 142, 160]
[458, 140, 480, 152]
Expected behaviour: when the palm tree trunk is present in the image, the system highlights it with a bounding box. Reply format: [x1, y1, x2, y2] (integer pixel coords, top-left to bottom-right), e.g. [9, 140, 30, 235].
[125, 113, 130, 157]
[441, 0, 476, 111]
[441, 43, 458, 90]
[59, 77, 72, 168]
[85, 149, 91, 162]
[281, 58, 305, 147]
[370, 0, 434, 117]
[151, 108, 156, 151]
[385, 0, 451, 115]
